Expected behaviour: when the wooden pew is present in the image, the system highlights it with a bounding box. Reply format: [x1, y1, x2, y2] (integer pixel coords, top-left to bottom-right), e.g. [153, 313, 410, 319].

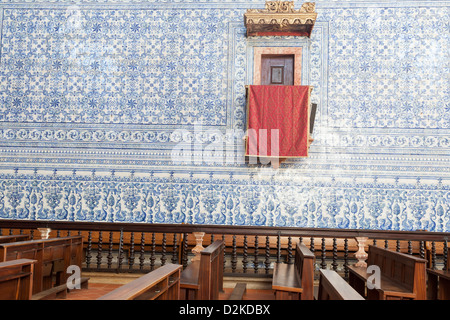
[0, 259, 36, 300]
[427, 254, 450, 300]
[97, 263, 182, 300]
[0, 236, 84, 296]
[180, 240, 225, 300]
[348, 245, 427, 300]
[317, 269, 364, 300]
[271, 241, 315, 300]
[0, 235, 30, 244]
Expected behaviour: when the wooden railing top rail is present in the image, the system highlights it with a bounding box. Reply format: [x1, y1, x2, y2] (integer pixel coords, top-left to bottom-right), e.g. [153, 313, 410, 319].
[0, 219, 449, 242]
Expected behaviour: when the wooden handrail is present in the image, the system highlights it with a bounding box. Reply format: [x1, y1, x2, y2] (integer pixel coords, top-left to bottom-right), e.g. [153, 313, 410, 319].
[1, 219, 448, 242]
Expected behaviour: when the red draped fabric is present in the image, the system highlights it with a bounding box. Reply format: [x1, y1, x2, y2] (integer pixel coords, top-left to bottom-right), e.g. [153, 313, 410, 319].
[245, 85, 311, 158]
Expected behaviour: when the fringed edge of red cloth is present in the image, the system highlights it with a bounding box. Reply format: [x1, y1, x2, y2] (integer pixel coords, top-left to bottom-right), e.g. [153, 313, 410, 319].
[245, 85, 311, 158]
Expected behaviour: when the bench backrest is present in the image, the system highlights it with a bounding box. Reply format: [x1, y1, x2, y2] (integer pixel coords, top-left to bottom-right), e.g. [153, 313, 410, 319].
[0, 236, 83, 294]
[368, 245, 427, 299]
[98, 263, 183, 300]
[318, 269, 365, 300]
[198, 240, 225, 300]
[0, 235, 30, 244]
[294, 242, 315, 300]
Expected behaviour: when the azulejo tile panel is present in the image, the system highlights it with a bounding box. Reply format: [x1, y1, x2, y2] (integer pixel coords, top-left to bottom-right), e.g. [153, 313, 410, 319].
[0, 169, 448, 232]
[0, 0, 448, 231]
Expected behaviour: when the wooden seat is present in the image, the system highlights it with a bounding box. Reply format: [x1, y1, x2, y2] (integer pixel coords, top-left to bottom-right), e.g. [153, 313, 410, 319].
[180, 240, 224, 300]
[97, 264, 182, 300]
[317, 269, 364, 300]
[0, 258, 36, 300]
[348, 245, 427, 300]
[272, 242, 315, 300]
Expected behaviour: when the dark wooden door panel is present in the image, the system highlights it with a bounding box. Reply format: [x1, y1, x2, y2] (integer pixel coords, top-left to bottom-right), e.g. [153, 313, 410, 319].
[261, 54, 294, 85]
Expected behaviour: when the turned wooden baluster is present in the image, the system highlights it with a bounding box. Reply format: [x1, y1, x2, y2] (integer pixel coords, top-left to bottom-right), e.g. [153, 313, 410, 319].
[150, 232, 156, 271]
[443, 239, 448, 271]
[321, 238, 326, 269]
[287, 236, 292, 264]
[344, 238, 349, 280]
[254, 235, 259, 273]
[243, 235, 248, 273]
[384, 240, 389, 249]
[161, 233, 167, 266]
[97, 231, 103, 269]
[107, 231, 113, 269]
[118, 229, 124, 270]
[264, 236, 270, 274]
[332, 238, 338, 271]
[232, 235, 237, 273]
[431, 241, 436, 270]
[129, 232, 135, 270]
[172, 233, 178, 264]
[86, 231, 92, 269]
[396, 240, 401, 252]
[408, 240, 413, 254]
[420, 241, 425, 259]
[182, 233, 188, 268]
[139, 232, 145, 270]
[276, 233, 281, 263]
[310, 237, 315, 253]
[222, 235, 226, 272]
[310, 237, 316, 270]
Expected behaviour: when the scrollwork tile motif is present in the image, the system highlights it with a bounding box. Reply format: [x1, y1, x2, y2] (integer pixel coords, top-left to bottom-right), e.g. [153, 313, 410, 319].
[0, 170, 448, 232]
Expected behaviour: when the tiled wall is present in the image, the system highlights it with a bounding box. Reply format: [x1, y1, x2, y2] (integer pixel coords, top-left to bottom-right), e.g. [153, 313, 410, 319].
[0, 0, 448, 231]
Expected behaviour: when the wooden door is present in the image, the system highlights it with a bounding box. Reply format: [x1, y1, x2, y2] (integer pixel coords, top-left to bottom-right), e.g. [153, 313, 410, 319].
[261, 54, 294, 86]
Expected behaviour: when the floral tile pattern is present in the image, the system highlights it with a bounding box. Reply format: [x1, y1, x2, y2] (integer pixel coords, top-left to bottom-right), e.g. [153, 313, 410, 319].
[0, 1, 448, 231]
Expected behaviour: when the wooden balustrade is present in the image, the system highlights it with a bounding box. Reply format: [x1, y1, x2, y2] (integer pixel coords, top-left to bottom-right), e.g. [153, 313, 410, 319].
[0, 220, 448, 280]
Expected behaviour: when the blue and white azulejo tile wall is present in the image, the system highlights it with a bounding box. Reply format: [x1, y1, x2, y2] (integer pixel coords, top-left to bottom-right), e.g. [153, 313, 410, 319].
[0, 0, 448, 231]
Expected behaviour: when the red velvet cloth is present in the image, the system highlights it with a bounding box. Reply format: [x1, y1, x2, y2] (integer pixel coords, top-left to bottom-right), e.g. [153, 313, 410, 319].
[246, 85, 310, 158]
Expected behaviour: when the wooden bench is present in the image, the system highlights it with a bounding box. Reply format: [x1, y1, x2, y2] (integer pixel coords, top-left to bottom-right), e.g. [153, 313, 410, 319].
[0, 235, 84, 296]
[180, 240, 224, 300]
[228, 282, 247, 300]
[427, 254, 450, 300]
[272, 242, 315, 300]
[348, 245, 427, 300]
[0, 259, 36, 300]
[0, 235, 30, 244]
[317, 269, 364, 300]
[97, 263, 182, 300]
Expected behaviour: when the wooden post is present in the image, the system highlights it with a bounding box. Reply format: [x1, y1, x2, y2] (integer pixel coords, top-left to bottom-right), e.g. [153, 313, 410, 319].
[191, 232, 205, 262]
[354, 237, 368, 267]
